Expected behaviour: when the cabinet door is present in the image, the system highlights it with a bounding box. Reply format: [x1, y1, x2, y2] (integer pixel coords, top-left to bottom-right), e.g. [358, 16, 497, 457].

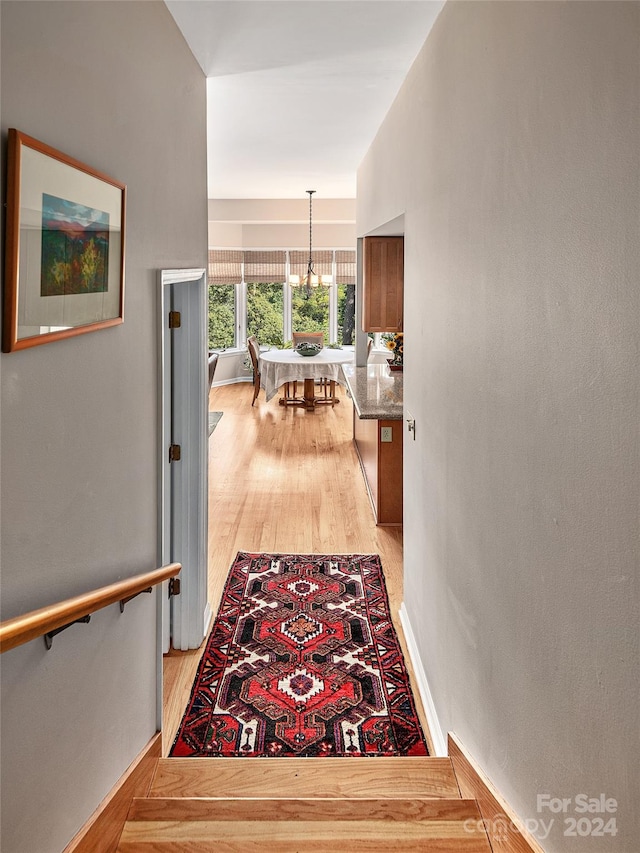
[362, 236, 404, 332]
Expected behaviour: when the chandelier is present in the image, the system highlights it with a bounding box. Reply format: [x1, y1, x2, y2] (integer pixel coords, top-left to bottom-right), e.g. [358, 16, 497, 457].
[289, 190, 332, 296]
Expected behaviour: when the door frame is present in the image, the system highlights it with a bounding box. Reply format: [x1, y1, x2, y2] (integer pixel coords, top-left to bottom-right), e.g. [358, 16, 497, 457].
[158, 268, 210, 673]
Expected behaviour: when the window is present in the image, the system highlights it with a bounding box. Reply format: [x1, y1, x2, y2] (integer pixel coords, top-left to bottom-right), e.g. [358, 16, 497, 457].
[289, 249, 331, 342]
[244, 251, 286, 347]
[292, 286, 329, 342]
[335, 250, 356, 345]
[207, 248, 356, 351]
[208, 250, 241, 349]
[247, 282, 284, 347]
[337, 283, 355, 345]
[208, 283, 236, 348]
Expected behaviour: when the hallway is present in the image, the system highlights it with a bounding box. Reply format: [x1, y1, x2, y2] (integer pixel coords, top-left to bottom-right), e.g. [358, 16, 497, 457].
[130, 386, 494, 849]
[162, 379, 429, 755]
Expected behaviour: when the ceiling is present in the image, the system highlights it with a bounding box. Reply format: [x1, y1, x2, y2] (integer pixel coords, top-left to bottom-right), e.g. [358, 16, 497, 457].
[166, 1, 443, 200]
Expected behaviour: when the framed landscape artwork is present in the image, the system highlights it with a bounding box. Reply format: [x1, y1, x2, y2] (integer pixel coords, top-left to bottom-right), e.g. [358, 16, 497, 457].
[3, 129, 126, 352]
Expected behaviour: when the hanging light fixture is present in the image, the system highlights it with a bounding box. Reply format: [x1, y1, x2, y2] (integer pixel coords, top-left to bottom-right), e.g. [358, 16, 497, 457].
[289, 190, 332, 297]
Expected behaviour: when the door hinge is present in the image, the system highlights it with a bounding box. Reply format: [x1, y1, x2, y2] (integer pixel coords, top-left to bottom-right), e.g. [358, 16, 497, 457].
[169, 443, 181, 462]
[169, 577, 181, 598]
[168, 310, 181, 329]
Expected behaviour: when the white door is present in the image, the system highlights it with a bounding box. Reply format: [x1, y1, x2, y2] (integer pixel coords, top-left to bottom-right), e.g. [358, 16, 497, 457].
[159, 269, 211, 654]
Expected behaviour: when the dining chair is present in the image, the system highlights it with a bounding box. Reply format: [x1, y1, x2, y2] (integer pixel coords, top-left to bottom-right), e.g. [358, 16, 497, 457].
[246, 335, 261, 406]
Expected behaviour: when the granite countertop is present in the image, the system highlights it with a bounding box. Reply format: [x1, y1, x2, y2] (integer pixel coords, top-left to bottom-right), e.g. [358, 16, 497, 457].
[341, 364, 403, 420]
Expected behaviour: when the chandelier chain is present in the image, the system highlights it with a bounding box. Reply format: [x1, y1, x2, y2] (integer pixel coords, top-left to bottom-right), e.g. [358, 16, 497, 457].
[288, 189, 329, 295]
[307, 190, 315, 268]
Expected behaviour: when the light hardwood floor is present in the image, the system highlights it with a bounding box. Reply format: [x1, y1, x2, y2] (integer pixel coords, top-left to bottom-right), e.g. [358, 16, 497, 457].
[163, 380, 433, 756]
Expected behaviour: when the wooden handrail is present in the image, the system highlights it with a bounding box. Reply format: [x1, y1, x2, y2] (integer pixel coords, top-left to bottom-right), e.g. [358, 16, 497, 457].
[0, 563, 181, 653]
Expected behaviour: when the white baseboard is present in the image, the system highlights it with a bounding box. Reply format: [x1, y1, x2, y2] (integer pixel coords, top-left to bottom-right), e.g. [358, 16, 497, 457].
[212, 376, 251, 387]
[399, 602, 447, 757]
[202, 601, 213, 637]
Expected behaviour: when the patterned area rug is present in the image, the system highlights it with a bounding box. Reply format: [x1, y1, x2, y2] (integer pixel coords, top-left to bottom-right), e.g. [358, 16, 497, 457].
[170, 552, 428, 758]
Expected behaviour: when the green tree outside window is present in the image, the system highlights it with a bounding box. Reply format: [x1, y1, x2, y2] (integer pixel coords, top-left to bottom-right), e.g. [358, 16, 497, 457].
[292, 288, 329, 342]
[247, 282, 284, 347]
[208, 284, 235, 349]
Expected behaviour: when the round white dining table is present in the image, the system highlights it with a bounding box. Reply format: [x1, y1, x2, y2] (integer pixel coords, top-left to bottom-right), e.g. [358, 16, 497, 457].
[259, 347, 354, 410]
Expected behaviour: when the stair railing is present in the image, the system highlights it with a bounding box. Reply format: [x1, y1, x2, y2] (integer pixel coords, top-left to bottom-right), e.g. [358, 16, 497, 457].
[0, 563, 181, 652]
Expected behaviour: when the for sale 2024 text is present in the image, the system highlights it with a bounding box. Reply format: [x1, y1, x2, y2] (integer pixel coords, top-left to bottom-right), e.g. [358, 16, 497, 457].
[537, 793, 618, 838]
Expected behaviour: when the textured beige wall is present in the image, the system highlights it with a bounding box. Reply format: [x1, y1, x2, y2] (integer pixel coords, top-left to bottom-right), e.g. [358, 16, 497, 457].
[208, 197, 356, 248]
[208, 197, 356, 222]
[209, 222, 356, 249]
[358, 3, 639, 850]
[0, 3, 207, 851]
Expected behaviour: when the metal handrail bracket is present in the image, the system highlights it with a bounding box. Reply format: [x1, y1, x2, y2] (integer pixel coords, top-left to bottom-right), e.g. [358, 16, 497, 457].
[44, 616, 91, 650]
[119, 587, 153, 613]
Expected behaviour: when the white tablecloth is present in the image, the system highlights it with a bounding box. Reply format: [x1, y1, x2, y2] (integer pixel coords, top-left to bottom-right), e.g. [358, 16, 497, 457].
[259, 348, 354, 402]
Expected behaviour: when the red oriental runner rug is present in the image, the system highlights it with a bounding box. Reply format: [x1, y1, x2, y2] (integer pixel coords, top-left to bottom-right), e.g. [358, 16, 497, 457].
[170, 552, 428, 758]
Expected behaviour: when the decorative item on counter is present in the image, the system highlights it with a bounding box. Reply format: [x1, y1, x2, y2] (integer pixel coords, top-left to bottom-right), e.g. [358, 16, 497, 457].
[384, 331, 403, 371]
[295, 341, 322, 357]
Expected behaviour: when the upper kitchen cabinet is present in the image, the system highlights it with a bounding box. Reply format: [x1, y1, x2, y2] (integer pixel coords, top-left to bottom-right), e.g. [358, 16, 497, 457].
[362, 236, 404, 332]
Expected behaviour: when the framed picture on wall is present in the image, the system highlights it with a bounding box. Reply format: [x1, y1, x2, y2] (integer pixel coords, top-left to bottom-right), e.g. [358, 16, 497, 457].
[3, 129, 126, 352]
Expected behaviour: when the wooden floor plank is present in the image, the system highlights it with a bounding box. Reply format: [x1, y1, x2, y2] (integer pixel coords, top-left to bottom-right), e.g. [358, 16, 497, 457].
[150, 756, 459, 799]
[119, 839, 489, 853]
[119, 819, 491, 851]
[121, 818, 487, 839]
[127, 796, 482, 822]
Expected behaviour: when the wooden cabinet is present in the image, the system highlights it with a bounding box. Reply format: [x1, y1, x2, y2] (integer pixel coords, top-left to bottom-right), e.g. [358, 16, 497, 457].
[353, 412, 403, 526]
[362, 236, 404, 332]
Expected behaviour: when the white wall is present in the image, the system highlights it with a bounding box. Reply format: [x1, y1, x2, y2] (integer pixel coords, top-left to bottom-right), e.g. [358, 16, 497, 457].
[208, 197, 356, 248]
[358, 3, 639, 851]
[0, 3, 207, 851]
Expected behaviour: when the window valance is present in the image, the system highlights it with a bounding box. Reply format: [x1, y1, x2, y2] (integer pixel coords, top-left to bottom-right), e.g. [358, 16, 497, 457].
[208, 248, 356, 286]
[289, 250, 333, 279]
[243, 250, 286, 283]
[208, 249, 243, 285]
[335, 250, 356, 285]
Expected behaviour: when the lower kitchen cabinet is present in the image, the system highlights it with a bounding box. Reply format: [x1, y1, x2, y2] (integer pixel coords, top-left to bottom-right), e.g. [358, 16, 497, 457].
[353, 412, 403, 525]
